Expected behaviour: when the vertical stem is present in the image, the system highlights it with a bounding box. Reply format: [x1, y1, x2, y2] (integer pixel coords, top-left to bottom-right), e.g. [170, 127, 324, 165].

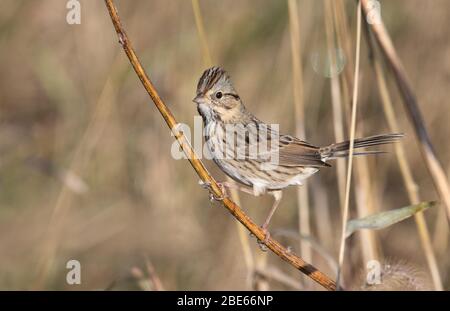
[336, 0, 362, 289]
[364, 24, 443, 290]
[324, 0, 346, 216]
[288, 0, 312, 265]
[191, 0, 213, 68]
[334, 0, 380, 269]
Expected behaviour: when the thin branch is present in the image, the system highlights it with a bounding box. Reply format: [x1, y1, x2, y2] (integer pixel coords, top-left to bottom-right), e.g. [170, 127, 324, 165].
[336, 0, 362, 289]
[103, 0, 337, 291]
[360, 0, 450, 224]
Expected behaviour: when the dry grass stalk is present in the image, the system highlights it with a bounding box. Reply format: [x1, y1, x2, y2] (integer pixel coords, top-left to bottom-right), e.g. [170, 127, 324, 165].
[336, 0, 362, 289]
[364, 23, 443, 291]
[361, 0, 450, 224]
[191, 0, 213, 68]
[104, 0, 337, 291]
[190, 0, 257, 290]
[288, 0, 312, 265]
[433, 202, 449, 255]
[333, 0, 380, 268]
[324, 0, 346, 213]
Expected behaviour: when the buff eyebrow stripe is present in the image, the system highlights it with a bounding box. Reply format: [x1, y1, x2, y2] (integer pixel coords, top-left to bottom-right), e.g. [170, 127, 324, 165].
[224, 93, 240, 99]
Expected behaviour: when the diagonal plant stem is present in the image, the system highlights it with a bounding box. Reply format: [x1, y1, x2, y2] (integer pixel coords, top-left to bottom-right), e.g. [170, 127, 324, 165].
[360, 0, 450, 224]
[103, 0, 337, 291]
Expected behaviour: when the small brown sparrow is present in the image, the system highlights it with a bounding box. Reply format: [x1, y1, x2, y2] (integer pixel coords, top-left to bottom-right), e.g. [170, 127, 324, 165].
[193, 66, 401, 239]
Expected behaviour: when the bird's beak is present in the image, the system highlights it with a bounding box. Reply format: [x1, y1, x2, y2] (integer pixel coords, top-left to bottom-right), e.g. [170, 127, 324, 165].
[192, 94, 204, 104]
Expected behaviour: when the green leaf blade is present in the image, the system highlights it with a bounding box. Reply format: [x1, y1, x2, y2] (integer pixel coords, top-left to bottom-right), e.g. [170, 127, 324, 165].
[345, 201, 436, 239]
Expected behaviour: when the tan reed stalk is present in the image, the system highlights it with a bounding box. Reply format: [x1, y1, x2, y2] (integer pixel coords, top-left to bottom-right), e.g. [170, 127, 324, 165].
[311, 179, 334, 253]
[333, 0, 354, 102]
[190, 0, 257, 289]
[288, 0, 312, 265]
[323, 0, 346, 215]
[191, 0, 213, 67]
[354, 160, 381, 261]
[360, 0, 450, 224]
[433, 200, 449, 255]
[333, 0, 380, 267]
[336, 0, 362, 289]
[364, 25, 443, 291]
[104, 0, 338, 291]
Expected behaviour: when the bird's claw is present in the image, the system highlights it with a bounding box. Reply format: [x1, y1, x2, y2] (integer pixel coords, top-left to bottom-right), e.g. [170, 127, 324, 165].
[198, 180, 226, 202]
[256, 227, 270, 252]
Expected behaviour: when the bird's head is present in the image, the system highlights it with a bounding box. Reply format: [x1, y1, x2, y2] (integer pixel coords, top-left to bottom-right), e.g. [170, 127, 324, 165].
[193, 66, 243, 122]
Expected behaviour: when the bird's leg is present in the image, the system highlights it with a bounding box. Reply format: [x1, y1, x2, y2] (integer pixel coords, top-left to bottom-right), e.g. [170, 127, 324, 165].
[260, 190, 282, 243]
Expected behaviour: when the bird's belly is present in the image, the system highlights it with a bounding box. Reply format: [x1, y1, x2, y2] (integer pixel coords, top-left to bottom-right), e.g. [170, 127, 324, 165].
[212, 157, 254, 187]
[213, 155, 319, 195]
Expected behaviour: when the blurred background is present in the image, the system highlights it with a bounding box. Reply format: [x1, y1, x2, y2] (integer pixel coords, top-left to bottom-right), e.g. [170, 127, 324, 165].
[0, 0, 449, 290]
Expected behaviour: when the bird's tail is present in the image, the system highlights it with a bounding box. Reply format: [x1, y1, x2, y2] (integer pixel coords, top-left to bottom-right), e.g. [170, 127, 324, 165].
[319, 133, 403, 160]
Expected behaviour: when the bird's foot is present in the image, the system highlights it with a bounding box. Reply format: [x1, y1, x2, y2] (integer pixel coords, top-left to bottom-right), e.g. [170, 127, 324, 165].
[198, 180, 227, 202]
[257, 226, 271, 252]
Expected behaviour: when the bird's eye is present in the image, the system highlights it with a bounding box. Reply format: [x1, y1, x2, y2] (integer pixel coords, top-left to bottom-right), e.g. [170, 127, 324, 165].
[215, 92, 223, 99]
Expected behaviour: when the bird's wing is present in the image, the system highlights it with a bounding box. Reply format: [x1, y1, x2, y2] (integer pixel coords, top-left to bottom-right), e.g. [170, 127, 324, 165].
[275, 135, 330, 168]
[240, 118, 330, 168]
